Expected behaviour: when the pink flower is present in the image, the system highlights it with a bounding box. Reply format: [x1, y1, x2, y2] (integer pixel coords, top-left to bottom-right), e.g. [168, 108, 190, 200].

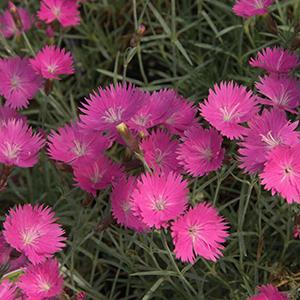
[239, 109, 299, 174]
[171, 202, 229, 263]
[248, 284, 288, 300]
[131, 172, 188, 229]
[260, 144, 300, 203]
[162, 91, 198, 136]
[177, 126, 224, 177]
[233, 0, 274, 18]
[128, 90, 172, 134]
[249, 47, 299, 74]
[47, 122, 109, 166]
[73, 155, 122, 196]
[200, 81, 258, 139]
[0, 7, 32, 38]
[140, 129, 181, 173]
[0, 106, 25, 126]
[80, 84, 145, 138]
[0, 119, 44, 167]
[111, 177, 149, 232]
[3, 204, 66, 264]
[255, 75, 300, 113]
[0, 57, 42, 109]
[17, 258, 64, 300]
[30, 45, 74, 80]
[38, 0, 80, 27]
[0, 280, 17, 300]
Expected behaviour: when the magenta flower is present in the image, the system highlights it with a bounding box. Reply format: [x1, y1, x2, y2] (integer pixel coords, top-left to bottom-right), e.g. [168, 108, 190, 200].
[200, 81, 258, 139]
[3, 204, 66, 264]
[30, 46, 74, 80]
[17, 258, 64, 300]
[73, 155, 122, 196]
[177, 126, 224, 177]
[171, 202, 229, 263]
[233, 0, 274, 18]
[0, 7, 32, 38]
[131, 172, 188, 229]
[0, 119, 44, 168]
[0, 280, 17, 300]
[80, 84, 145, 138]
[256, 75, 300, 113]
[111, 177, 149, 232]
[140, 129, 181, 173]
[249, 47, 299, 74]
[0, 57, 42, 109]
[239, 109, 299, 174]
[128, 90, 172, 134]
[47, 122, 109, 166]
[248, 284, 288, 300]
[0, 106, 25, 126]
[38, 0, 80, 27]
[260, 144, 300, 203]
[162, 91, 198, 136]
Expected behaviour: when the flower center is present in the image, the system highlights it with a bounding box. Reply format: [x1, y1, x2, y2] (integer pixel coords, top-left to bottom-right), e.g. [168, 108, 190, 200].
[22, 229, 40, 246]
[260, 131, 280, 149]
[122, 201, 131, 213]
[47, 64, 58, 74]
[90, 165, 103, 184]
[154, 148, 166, 166]
[276, 87, 291, 105]
[188, 225, 200, 243]
[220, 104, 240, 122]
[102, 107, 124, 124]
[10, 75, 21, 90]
[153, 197, 167, 211]
[200, 147, 213, 161]
[254, 0, 264, 9]
[52, 6, 61, 17]
[72, 140, 87, 157]
[3, 142, 21, 160]
[39, 280, 52, 292]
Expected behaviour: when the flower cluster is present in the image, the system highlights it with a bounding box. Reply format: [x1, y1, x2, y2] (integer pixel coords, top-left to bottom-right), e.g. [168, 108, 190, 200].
[0, 204, 65, 299]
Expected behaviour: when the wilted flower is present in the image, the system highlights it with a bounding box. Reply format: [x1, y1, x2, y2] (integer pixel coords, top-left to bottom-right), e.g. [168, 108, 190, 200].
[30, 45, 74, 80]
[0, 119, 44, 168]
[177, 126, 224, 176]
[171, 202, 229, 263]
[200, 81, 258, 139]
[0, 57, 42, 109]
[17, 258, 64, 299]
[3, 204, 66, 264]
[38, 0, 80, 27]
[239, 109, 299, 174]
[131, 172, 188, 229]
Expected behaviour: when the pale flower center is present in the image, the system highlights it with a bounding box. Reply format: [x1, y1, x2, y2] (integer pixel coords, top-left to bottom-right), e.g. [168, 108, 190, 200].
[134, 114, 149, 126]
[154, 148, 166, 166]
[22, 229, 40, 245]
[122, 201, 131, 213]
[276, 88, 291, 105]
[90, 165, 103, 184]
[72, 140, 87, 157]
[3, 142, 21, 160]
[254, 0, 264, 9]
[47, 64, 58, 74]
[220, 104, 240, 122]
[10, 75, 21, 90]
[188, 225, 200, 243]
[39, 281, 52, 292]
[102, 107, 124, 124]
[260, 131, 280, 149]
[153, 197, 167, 211]
[52, 6, 61, 17]
[200, 147, 213, 161]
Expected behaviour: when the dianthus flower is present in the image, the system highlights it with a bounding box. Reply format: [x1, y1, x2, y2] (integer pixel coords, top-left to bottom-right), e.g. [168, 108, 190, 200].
[0, 57, 42, 109]
[0, 106, 25, 126]
[47, 122, 109, 166]
[171, 202, 229, 263]
[0, 119, 44, 168]
[260, 144, 300, 203]
[30, 45, 74, 80]
[17, 258, 64, 300]
[111, 177, 149, 232]
[177, 126, 224, 176]
[131, 172, 188, 229]
[248, 284, 289, 300]
[38, 0, 80, 27]
[200, 81, 258, 139]
[0, 7, 32, 38]
[239, 109, 299, 174]
[256, 75, 300, 113]
[80, 84, 145, 138]
[140, 129, 181, 173]
[233, 0, 274, 18]
[73, 155, 122, 196]
[249, 47, 299, 74]
[3, 204, 66, 264]
[0, 280, 17, 300]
